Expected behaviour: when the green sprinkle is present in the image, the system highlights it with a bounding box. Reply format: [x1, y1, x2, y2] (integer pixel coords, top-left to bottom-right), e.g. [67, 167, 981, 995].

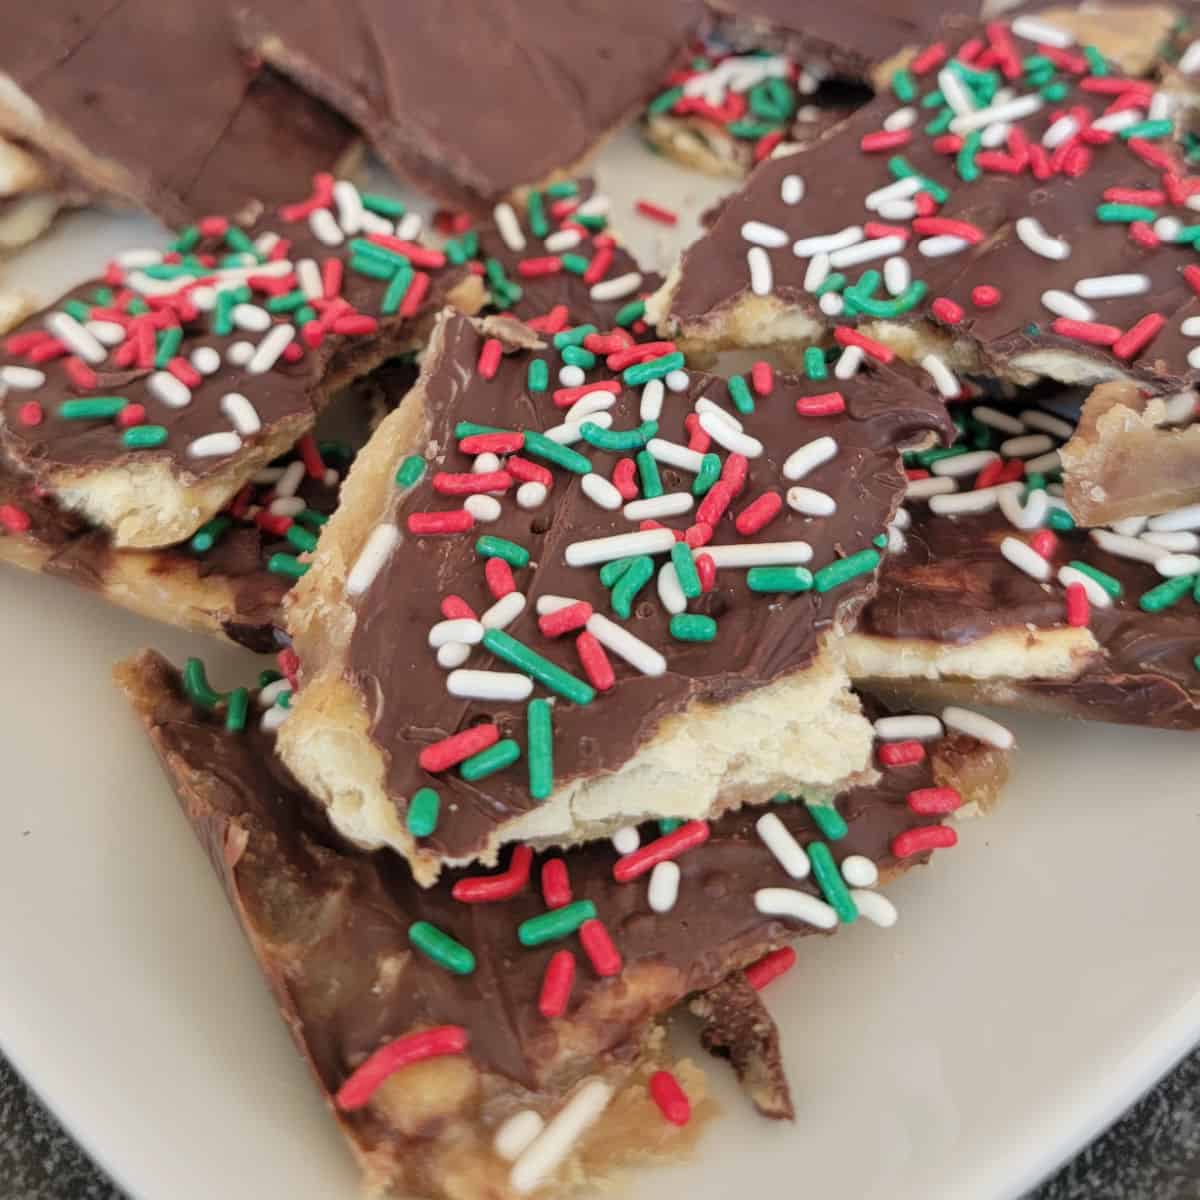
[527, 699, 554, 801]
[575, 212, 607, 232]
[213, 290, 236, 337]
[60, 397, 127, 420]
[526, 190, 549, 239]
[813, 548, 881, 592]
[1120, 119, 1174, 141]
[522, 430, 591, 474]
[169, 224, 201, 253]
[455, 421, 506, 440]
[528, 359, 549, 393]
[1067, 560, 1122, 599]
[91, 287, 114, 306]
[224, 687, 249, 734]
[350, 253, 399, 281]
[296, 508, 328, 528]
[623, 352, 685, 386]
[805, 800, 848, 841]
[1024, 473, 1047, 497]
[692, 452, 722, 497]
[670, 613, 717, 642]
[611, 555, 654, 618]
[258, 669, 282, 688]
[482, 629, 595, 705]
[600, 556, 636, 587]
[267, 553, 309, 579]
[913, 444, 966, 468]
[139, 264, 191, 281]
[266, 288, 310, 314]
[1139, 574, 1196, 612]
[803, 346, 828, 381]
[648, 85, 684, 115]
[813, 272, 846, 299]
[189, 516, 231, 553]
[286, 524, 318, 553]
[476, 536, 530, 568]
[845, 280, 928, 318]
[296, 304, 318, 326]
[614, 298, 645, 328]
[518, 900, 597, 947]
[396, 455, 426, 488]
[727, 119, 783, 139]
[545, 179, 580, 198]
[658, 818, 683, 834]
[407, 787, 440, 837]
[920, 89, 946, 108]
[460, 738, 521, 781]
[484, 257, 513, 291]
[748, 76, 795, 123]
[728, 374, 755, 414]
[560, 252, 590, 276]
[925, 107, 955, 136]
[807, 842, 858, 924]
[1096, 203, 1158, 224]
[873, 533, 888, 549]
[380, 266, 414, 315]
[637, 450, 663, 498]
[1047, 507, 1076, 531]
[183, 658, 224, 710]
[126, 297, 150, 316]
[671, 542, 702, 598]
[579, 420, 655, 452]
[1040, 81, 1069, 102]
[63, 299, 92, 322]
[121, 425, 168, 449]
[276, 691, 292, 710]
[892, 68, 916, 103]
[888, 155, 948, 203]
[561, 345, 596, 369]
[1174, 225, 1200, 247]
[361, 192, 406, 218]
[153, 329, 181, 365]
[409, 921, 475, 975]
[746, 566, 813, 593]
[957, 130, 982, 183]
[224, 226, 258, 259]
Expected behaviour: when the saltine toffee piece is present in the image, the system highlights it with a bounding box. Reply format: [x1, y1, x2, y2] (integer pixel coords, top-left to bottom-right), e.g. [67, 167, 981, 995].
[651, 16, 1200, 392]
[845, 388, 1200, 729]
[642, 38, 873, 179]
[234, 0, 703, 215]
[279, 310, 954, 884]
[0, 137, 85, 257]
[0, 2, 361, 227]
[0, 177, 484, 550]
[116, 649, 1007, 1199]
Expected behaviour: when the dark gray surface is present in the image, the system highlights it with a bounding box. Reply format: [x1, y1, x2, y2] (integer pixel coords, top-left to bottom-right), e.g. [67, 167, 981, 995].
[2, 1047, 1199, 1199]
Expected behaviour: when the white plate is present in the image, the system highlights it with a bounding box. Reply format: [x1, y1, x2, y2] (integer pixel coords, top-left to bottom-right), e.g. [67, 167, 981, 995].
[2, 129, 1199, 1200]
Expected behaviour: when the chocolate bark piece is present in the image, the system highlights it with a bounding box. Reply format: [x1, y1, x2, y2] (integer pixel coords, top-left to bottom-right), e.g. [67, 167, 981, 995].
[651, 17, 1200, 391]
[845, 388, 1200, 729]
[280, 310, 952, 884]
[234, 0, 702, 214]
[0, 180, 484, 549]
[0, 3, 361, 226]
[116, 648, 1004, 1199]
[688, 973, 794, 1120]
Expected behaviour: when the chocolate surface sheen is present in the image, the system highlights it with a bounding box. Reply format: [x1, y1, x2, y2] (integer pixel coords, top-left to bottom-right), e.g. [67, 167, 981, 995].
[346, 315, 952, 861]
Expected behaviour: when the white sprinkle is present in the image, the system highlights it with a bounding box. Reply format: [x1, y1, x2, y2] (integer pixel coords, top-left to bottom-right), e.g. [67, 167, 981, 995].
[883, 256, 911, 296]
[269, 497, 306, 517]
[332, 179, 364, 236]
[1157, 553, 1200, 578]
[45, 312, 106, 364]
[252, 467, 285, 485]
[1182, 317, 1200, 338]
[841, 855, 878, 888]
[516, 482, 548, 510]
[747, 246, 773, 296]
[648, 861, 681, 913]
[565, 390, 616, 422]
[1058, 565, 1113, 608]
[1012, 14, 1074, 47]
[699, 410, 764, 457]
[585, 613, 666, 676]
[877, 199, 918, 221]
[786, 486, 836, 516]
[657, 562, 687, 615]
[793, 226, 862, 257]
[1041, 290, 1095, 322]
[536, 595, 578, 615]
[865, 177, 921, 210]
[818, 292, 844, 317]
[1163, 393, 1197, 425]
[624, 492, 694, 521]
[929, 485, 1007, 516]
[227, 340, 255, 366]
[950, 93, 1043, 135]
[756, 812, 810, 879]
[254, 232, 280, 258]
[703, 541, 812, 567]
[494, 1111, 545, 1163]
[639, 379, 664, 422]
[86, 320, 126, 347]
[1156, 216, 1183, 243]
[257, 679, 293, 708]
[1001, 535, 1051, 580]
[931, 449, 999, 478]
[906, 477, 957, 500]
[190, 346, 221, 375]
[646, 438, 705, 473]
[344, 525, 402, 597]
[998, 485, 1048, 531]
[510, 1079, 613, 1195]
[566, 528, 676, 566]
[851, 890, 898, 927]
[247, 323, 296, 375]
[0, 365, 44, 389]
[493, 202, 526, 253]
[589, 272, 642, 302]
[1017, 218, 1070, 261]
[395, 211, 423, 242]
[1042, 114, 1079, 149]
[187, 432, 242, 458]
[971, 406, 1026, 436]
[780, 174, 805, 205]
[273, 461, 306, 500]
[1019, 410, 1075, 440]
[665, 369, 690, 393]
[1142, 531, 1200, 552]
[581, 472, 623, 511]
[308, 207, 344, 247]
[980, 120, 1011, 149]
[921, 353, 960, 399]
[782, 435, 838, 481]
[754, 887, 836, 929]
[874, 714, 943, 740]
[544, 411, 612, 445]
[937, 66, 976, 116]
[1092, 108, 1145, 135]
[1188, 346, 1200, 370]
[575, 194, 610, 218]
[829, 235, 907, 270]
[1179, 38, 1200, 75]
[465, 494, 503, 522]
[742, 220, 790, 248]
[1001, 433, 1054, 458]
[116, 248, 164, 269]
[324, 468, 340, 488]
[919, 235, 971, 258]
[1075, 274, 1151, 300]
[1089, 528, 1166, 564]
[558, 365, 586, 388]
[296, 258, 323, 300]
[892, 506, 911, 530]
[612, 826, 640, 856]
[884, 106, 916, 132]
[1024, 449, 1062, 474]
[428, 618, 485, 648]
[803, 252, 831, 293]
[447, 669, 532, 702]
[887, 523, 907, 554]
[232, 303, 271, 333]
[834, 345, 864, 380]
[544, 228, 582, 253]
[942, 706, 1015, 750]
[481, 592, 526, 631]
[472, 452, 502, 474]
[260, 705, 291, 733]
[220, 392, 261, 436]
[437, 642, 471, 669]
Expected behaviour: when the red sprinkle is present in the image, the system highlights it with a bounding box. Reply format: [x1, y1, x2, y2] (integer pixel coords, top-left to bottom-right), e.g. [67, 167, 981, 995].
[433, 470, 513, 496]
[751, 361, 774, 396]
[684, 413, 711, 453]
[575, 631, 615, 691]
[1030, 529, 1058, 560]
[612, 457, 639, 501]
[583, 245, 614, 286]
[1051, 318, 1121, 347]
[539, 950, 577, 1018]
[931, 297, 965, 325]
[541, 859, 573, 909]
[1066, 581, 1090, 628]
[635, 199, 677, 226]
[913, 217, 985, 244]
[554, 380, 621, 408]
[971, 285, 1002, 309]
[863, 221, 910, 241]
[281, 341, 305, 364]
[974, 459, 1004, 490]
[460, 431, 523, 455]
[1104, 187, 1165, 206]
[891, 825, 957, 859]
[277, 647, 300, 688]
[1128, 138, 1174, 170]
[407, 509, 475, 535]
[5, 331, 52, 356]
[526, 304, 569, 334]
[476, 337, 504, 380]
[835, 327, 894, 363]
[579, 919, 622, 977]
[28, 339, 67, 364]
[905, 468, 930, 481]
[517, 255, 562, 278]
[17, 401, 43, 427]
[335, 1026, 469, 1112]
[878, 740, 926, 767]
[684, 522, 712, 549]
[0, 504, 31, 533]
[907, 787, 964, 814]
[649, 1071, 691, 1126]
[254, 511, 292, 537]
[451, 844, 533, 903]
[540, 601, 593, 638]
[795, 390, 846, 417]
[910, 41, 948, 75]
[913, 191, 938, 217]
[613, 820, 710, 883]
[734, 491, 783, 536]
[744, 946, 798, 990]
[167, 357, 203, 388]
[366, 235, 446, 270]
[753, 129, 784, 162]
[720, 452, 749, 494]
[115, 403, 147, 429]
[398, 270, 431, 319]
[861, 128, 912, 152]
[696, 480, 735, 527]
[695, 552, 717, 592]
[295, 434, 325, 481]
[1129, 221, 1161, 250]
[507, 456, 553, 488]
[1112, 313, 1165, 361]
[606, 342, 677, 372]
[441, 595, 477, 620]
[997, 459, 1025, 484]
[63, 356, 98, 391]
[1184, 265, 1200, 298]
[198, 215, 228, 239]
[932, 133, 964, 156]
[485, 556, 517, 599]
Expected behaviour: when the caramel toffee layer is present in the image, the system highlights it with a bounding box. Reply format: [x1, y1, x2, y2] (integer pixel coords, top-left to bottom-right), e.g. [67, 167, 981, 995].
[341, 314, 952, 861]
